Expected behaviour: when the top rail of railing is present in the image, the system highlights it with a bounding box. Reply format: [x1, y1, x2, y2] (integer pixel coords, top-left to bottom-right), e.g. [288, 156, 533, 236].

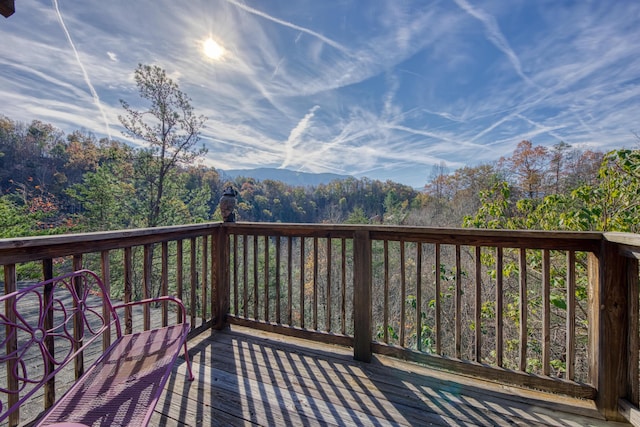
[0, 222, 609, 265]
[0, 223, 221, 265]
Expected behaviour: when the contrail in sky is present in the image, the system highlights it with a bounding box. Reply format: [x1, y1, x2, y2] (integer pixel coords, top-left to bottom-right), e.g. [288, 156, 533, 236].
[453, 0, 537, 88]
[52, 0, 112, 140]
[281, 105, 319, 169]
[225, 0, 350, 55]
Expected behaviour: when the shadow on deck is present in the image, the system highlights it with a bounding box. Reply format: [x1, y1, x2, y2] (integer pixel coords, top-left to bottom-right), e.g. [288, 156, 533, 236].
[156, 325, 629, 427]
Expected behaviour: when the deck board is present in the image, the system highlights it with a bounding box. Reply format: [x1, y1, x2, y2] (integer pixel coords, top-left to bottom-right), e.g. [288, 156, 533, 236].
[155, 325, 630, 427]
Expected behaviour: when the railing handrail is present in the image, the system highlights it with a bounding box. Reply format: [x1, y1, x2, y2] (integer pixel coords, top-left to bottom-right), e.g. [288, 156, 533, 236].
[1, 222, 612, 266]
[226, 222, 604, 238]
[0, 222, 222, 265]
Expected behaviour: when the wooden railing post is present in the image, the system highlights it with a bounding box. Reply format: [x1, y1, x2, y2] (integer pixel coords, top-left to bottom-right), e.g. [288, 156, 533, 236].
[353, 230, 372, 362]
[213, 225, 230, 330]
[626, 255, 640, 407]
[590, 241, 633, 421]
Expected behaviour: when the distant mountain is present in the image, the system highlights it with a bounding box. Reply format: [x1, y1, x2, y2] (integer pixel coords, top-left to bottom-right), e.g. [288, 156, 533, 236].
[222, 168, 352, 187]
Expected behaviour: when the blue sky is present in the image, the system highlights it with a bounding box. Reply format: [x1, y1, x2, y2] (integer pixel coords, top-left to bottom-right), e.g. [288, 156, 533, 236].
[1, 1, 639, 187]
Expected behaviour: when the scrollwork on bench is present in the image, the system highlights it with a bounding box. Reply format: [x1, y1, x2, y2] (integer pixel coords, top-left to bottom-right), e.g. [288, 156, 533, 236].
[1, 269, 193, 427]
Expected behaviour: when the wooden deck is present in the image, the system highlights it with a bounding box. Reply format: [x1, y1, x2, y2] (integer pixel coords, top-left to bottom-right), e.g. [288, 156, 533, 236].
[152, 325, 630, 427]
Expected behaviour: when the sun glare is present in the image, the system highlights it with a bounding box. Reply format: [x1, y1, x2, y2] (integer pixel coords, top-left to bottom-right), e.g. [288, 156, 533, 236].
[203, 38, 225, 60]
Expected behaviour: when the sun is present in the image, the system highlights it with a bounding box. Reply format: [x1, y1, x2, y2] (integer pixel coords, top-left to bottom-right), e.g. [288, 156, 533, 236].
[203, 38, 225, 60]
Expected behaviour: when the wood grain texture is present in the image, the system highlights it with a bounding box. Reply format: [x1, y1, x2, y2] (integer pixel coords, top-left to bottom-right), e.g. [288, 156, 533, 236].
[353, 230, 372, 362]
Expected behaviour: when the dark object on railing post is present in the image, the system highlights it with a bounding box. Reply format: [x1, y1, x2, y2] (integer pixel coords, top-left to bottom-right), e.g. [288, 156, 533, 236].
[353, 229, 372, 362]
[0, 0, 15, 18]
[220, 186, 238, 222]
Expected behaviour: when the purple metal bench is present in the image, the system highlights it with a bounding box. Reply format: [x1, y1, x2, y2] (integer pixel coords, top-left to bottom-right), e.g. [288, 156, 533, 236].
[0, 269, 194, 426]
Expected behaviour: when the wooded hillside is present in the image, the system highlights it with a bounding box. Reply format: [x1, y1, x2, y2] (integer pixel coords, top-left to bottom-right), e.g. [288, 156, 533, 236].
[1, 114, 638, 238]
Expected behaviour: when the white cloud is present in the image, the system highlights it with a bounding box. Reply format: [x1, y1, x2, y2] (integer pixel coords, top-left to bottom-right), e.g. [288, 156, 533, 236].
[1, 0, 639, 187]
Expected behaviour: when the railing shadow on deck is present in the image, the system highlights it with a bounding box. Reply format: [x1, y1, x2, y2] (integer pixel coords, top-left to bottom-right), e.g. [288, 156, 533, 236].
[156, 326, 613, 426]
[1, 222, 640, 425]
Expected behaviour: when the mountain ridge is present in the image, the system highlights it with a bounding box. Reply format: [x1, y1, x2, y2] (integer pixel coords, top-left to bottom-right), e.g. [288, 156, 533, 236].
[221, 167, 352, 187]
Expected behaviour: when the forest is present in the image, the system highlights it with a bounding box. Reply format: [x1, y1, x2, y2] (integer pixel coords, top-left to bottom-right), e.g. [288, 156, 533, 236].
[1, 110, 638, 238]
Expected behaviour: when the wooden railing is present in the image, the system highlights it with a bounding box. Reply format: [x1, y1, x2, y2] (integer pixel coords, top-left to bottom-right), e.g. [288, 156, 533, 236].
[0, 223, 220, 426]
[1, 222, 640, 423]
[219, 223, 640, 423]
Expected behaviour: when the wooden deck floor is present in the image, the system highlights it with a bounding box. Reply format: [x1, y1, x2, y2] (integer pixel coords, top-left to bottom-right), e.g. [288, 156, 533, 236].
[153, 325, 630, 427]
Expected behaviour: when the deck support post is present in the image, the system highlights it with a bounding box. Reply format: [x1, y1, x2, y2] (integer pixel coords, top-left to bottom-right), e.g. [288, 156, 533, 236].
[213, 225, 230, 330]
[591, 241, 636, 421]
[353, 229, 372, 362]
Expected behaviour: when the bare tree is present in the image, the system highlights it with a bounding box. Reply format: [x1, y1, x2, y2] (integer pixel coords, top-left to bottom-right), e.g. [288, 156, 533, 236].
[119, 64, 207, 227]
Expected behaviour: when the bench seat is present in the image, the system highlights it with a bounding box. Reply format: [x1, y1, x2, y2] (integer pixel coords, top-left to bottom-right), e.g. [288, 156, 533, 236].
[0, 270, 194, 427]
[36, 323, 189, 426]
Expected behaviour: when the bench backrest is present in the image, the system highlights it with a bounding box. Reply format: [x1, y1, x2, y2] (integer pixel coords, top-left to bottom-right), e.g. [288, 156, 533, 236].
[0, 269, 121, 424]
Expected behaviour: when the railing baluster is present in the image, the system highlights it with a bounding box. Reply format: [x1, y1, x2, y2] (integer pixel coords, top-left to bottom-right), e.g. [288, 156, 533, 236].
[42, 258, 55, 410]
[72, 255, 84, 378]
[275, 236, 281, 324]
[542, 249, 550, 376]
[124, 247, 133, 334]
[161, 242, 168, 327]
[253, 235, 258, 319]
[142, 245, 153, 331]
[341, 237, 347, 335]
[190, 237, 197, 328]
[475, 246, 482, 363]
[496, 246, 503, 367]
[383, 239, 389, 343]
[243, 234, 248, 318]
[300, 237, 305, 328]
[232, 234, 238, 316]
[213, 227, 230, 330]
[519, 248, 527, 372]
[143, 244, 152, 331]
[400, 240, 406, 347]
[455, 245, 462, 359]
[100, 251, 112, 348]
[435, 243, 441, 355]
[566, 250, 576, 380]
[202, 235, 208, 323]
[264, 235, 269, 322]
[313, 237, 318, 330]
[176, 240, 183, 324]
[326, 238, 332, 333]
[416, 242, 422, 352]
[287, 236, 293, 325]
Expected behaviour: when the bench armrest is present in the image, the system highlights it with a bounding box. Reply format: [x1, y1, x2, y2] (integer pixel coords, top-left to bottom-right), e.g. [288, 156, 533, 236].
[112, 296, 188, 325]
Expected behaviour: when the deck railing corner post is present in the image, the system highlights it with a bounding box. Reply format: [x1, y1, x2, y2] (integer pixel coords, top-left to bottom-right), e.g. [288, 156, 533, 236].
[592, 240, 635, 421]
